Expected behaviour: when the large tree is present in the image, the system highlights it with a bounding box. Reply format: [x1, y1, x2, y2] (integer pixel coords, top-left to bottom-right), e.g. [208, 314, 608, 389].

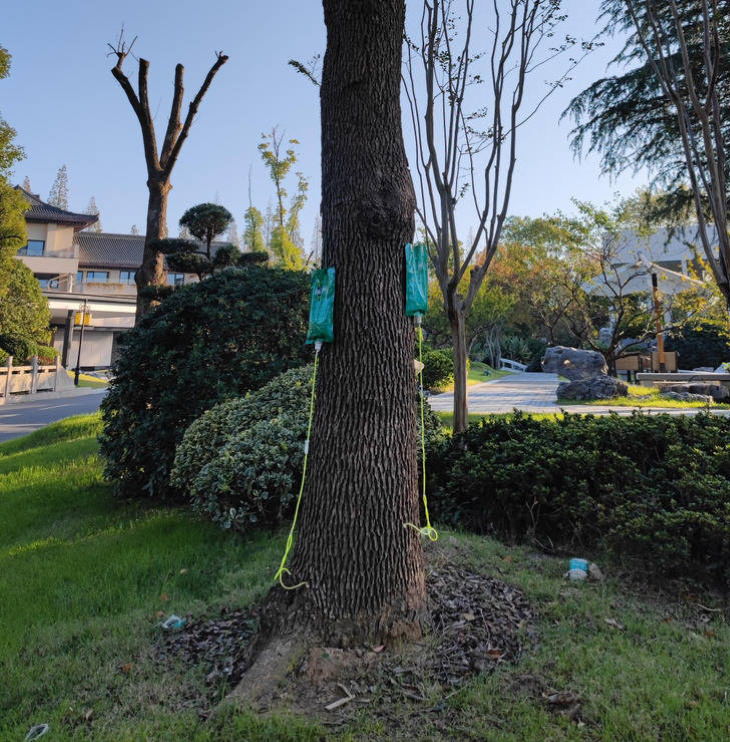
[107, 32, 228, 320]
[267, 0, 425, 647]
[565, 0, 730, 306]
[403, 0, 588, 432]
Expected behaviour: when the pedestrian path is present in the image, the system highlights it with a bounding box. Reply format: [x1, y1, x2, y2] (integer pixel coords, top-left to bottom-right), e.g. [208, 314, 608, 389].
[428, 371, 730, 417]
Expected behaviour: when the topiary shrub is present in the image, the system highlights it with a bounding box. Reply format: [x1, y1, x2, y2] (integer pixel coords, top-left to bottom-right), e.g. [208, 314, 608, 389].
[170, 365, 314, 492]
[422, 347, 454, 391]
[428, 412, 730, 586]
[99, 266, 310, 501]
[35, 345, 58, 364]
[172, 365, 444, 533]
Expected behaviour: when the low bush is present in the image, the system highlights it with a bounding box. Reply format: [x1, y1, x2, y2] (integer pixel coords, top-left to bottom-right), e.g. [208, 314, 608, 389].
[427, 412, 730, 586]
[666, 321, 730, 369]
[173, 366, 444, 533]
[422, 347, 454, 390]
[0, 333, 36, 363]
[99, 266, 310, 501]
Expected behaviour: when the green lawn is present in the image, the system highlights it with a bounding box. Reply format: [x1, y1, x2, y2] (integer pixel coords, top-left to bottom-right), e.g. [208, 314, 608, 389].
[1, 416, 728, 740]
[558, 383, 730, 409]
[66, 371, 109, 388]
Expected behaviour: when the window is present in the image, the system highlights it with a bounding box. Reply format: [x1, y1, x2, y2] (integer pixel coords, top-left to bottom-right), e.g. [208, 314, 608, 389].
[167, 272, 185, 286]
[120, 270, 136, 284]
[17, 240, 45, 256]
[85, 271, 109, 282]
[76, 271, 83, 285]
[37, 276, 60, 289]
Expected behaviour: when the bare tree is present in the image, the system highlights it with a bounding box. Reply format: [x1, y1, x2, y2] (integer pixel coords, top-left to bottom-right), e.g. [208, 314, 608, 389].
[623, 0, 729, 309]
[403, 0, 592, 431]
[107, 30, 228, 320]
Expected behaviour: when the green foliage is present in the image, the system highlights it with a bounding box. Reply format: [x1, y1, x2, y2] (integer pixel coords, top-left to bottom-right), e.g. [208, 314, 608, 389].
[0, 260, 51, 349]
[0, 46, 23, 177]
[179, 203, 232, 255]
[243, 205, 266, 252]
[0, 179, 28, 260]
[428, 412, 730, 586]
[171, 365, 315, 494]
[565, 0, 730, 221]
[173, 365, 443, 532]
[257, 128, 308, 268]
[422, 347, 454, 390]
[47, 164, 69, 209]
[99, 266, 310, 501]
[666, 321, 730, 369]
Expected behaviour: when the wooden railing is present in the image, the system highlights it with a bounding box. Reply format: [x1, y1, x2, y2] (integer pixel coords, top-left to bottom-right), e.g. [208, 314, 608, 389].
[499, 357, 527, 372]
[0, 356, 64, 404]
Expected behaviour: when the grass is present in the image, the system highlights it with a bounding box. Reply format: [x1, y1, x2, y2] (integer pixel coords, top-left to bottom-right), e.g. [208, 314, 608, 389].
[66, 371, 109, 388]
[1, 415, 728, 740]
[558, 382, 730, 409]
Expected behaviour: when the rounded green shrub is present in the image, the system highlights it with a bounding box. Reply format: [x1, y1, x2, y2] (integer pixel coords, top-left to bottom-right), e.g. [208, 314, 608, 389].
[170, 365, 314, 492]
[428, 412, 730, 586]
[0, 333, 36, 363]
[422, 347, 454, 390]
[99, 266, 310, 501]
[172, 365, 443, 533]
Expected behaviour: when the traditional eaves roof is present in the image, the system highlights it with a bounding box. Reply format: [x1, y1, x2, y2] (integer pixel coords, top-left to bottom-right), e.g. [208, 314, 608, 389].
[75, 231, 146, 268]
[15, 185, 98, 228]
[75, 231, 230, 269]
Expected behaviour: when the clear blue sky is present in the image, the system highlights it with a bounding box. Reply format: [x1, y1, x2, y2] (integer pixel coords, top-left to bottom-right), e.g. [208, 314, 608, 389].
[2, 0, 647, 243]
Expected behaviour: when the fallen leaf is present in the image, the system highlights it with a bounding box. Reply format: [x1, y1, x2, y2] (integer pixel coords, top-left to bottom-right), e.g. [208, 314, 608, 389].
[487, 649, 504, 660]
[462, 612, 476, 621]
[160, 593, 170, 602]
[544, 690, 580, 706]
[604, 618, 625, 631]
[119, 662, 133, 674]
[179, 568, 189, 575]
[373, 645, 385, 653]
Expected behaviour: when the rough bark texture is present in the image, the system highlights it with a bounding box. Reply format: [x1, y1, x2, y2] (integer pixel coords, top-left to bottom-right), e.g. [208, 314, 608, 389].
[136, 179, 171, 317]
[108, 39, 227, 322]
[270, 0, 425, 646]
[449, 308, 469, 433]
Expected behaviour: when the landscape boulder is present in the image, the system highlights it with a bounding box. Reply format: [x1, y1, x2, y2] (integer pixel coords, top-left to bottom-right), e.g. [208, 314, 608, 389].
[557, 374, 628, 401]
[657, 383, 729, 401]
[660, 391, 712, 404]
[542, 346, 608, 381]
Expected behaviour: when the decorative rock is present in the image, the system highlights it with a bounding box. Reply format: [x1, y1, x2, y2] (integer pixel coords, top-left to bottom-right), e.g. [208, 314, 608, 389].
[542, 346, 608, 381]
[658, 383, 728, 400]
[660, 391, 712, 403]
[557, 374, 628, 401]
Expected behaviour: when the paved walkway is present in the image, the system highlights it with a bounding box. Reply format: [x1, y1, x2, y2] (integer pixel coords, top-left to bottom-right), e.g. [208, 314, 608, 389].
[428, 372, 730, 416]
[0, 390, 106, 443]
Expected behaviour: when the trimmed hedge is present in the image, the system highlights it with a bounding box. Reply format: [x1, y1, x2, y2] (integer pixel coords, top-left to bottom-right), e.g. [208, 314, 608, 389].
[99, 266, 310, 501]
[172, 365, 444, 533]
[427, 412, 730, 586]
[422, 347, 454, 390]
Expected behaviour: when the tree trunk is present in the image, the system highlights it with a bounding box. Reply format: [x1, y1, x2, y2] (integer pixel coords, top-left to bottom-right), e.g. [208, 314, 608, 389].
[272, 0, 425, 646]
[449, 308, 469, 433]
[135, 178, 170, 320]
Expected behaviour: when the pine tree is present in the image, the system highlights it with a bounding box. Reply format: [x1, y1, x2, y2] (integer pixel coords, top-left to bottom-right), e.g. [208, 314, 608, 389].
[85, 196, 103, 232]
[48, 165, 69, 209]
[21, 176, 31, 192]
[243, 206, 266, 252]
[130, 224, 140, 235]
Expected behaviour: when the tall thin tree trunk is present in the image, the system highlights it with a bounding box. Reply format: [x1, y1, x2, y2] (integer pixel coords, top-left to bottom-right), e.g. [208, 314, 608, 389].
[135, 178, 170, 320]
[274, 0, 425, 646]
[449, 308, 469, 433]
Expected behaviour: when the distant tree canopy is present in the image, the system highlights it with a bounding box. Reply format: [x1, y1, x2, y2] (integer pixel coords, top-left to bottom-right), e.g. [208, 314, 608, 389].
[0, 260, 52, 351]
[152, 202, 268, 281]
[564, 0, 730, 222]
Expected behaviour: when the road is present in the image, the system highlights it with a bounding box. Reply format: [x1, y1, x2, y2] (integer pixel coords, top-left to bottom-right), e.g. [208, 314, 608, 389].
[428, 372, 730, 416]
[0, 392, 105, 443]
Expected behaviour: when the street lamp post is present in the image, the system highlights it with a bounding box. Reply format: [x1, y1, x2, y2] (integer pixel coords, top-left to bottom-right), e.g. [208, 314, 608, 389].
[74, 298, 89, 386]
